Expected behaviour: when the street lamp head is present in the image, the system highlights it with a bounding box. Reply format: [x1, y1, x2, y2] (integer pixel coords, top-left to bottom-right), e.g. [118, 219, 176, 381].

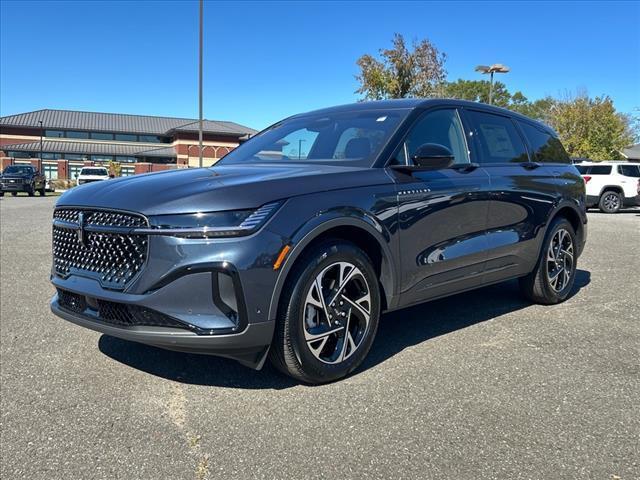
[476, 63, 510, 74]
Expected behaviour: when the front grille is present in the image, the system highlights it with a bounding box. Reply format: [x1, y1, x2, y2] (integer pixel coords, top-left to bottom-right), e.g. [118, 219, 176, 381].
[57, 289, 192, 331]
[52, 208, 148, 289]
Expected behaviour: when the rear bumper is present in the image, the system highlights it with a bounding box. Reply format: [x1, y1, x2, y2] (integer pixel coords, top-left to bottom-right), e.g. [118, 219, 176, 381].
[51, 296, 275, 369]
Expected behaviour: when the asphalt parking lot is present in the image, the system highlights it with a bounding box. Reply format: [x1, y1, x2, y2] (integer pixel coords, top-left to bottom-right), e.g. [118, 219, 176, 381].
[1, 195, 638, 480]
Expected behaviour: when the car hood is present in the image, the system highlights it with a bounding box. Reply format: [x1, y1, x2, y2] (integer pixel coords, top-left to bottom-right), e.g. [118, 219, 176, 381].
[56, 163, 392, 215]
[2, 173, 33, 179]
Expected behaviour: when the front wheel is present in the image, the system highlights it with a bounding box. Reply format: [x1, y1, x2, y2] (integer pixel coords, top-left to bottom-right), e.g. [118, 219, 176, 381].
[599, 190, 622, 213]
[520, 218, 577, 305]
[269, 240, 381, 384]
[38, 187, 46, 196]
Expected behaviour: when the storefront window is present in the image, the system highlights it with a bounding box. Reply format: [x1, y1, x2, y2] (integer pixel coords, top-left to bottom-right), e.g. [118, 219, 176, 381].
[64, 154, 88, 161]
[6, 151, 30, 158]
[66, 131, 90, 139]
[91, 132, 114, 140]
[90, 155, 113, 162]
[115, 133, 137, 142]
[43, 164, 58, 180]
[115, 156, 137, 163]
[69, 165, 83, 179]
[120, 166, 135, 176]
[45, 130, 65, 138]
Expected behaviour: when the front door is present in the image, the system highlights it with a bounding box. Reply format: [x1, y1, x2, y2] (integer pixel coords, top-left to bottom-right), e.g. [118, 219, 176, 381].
[390, 108, 492, 307]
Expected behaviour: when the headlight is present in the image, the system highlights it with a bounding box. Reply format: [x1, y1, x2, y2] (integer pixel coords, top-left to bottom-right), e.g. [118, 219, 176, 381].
[146, 201, 282, 238]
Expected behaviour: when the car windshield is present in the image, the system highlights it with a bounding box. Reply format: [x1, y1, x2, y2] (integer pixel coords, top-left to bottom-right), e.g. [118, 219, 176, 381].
[3, 165, 34, 174]
[81, 168, 108, 175]
[217, 109, 410, 167]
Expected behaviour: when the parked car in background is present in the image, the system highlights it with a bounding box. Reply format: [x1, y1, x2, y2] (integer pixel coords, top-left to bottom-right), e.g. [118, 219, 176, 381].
[0, 164, 46, 196]
[76, 166, 110, 186]
[576, 161, 640, 213]
[45, 179, 56, 193]
[50, 99, 587, 383]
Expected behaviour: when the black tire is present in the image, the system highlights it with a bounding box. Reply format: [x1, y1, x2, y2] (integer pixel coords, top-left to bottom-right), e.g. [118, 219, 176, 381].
[27, 186, 35, 197]
[598, 190, 622, 213]
[269, 240, 381, 384]
[39, 187, 46, 196]
[0, 191, 4, 197]
[11, 192, 17, 197]
[519, 217, 577, 305]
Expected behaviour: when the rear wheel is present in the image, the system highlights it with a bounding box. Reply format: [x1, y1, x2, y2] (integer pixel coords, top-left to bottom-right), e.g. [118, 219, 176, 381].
[27, 185, 35, 197]
[38, 187, 46, 196]
[519, 218, 577, 305]
[269, 240, 380, 384]
[599, 190, 622, 213]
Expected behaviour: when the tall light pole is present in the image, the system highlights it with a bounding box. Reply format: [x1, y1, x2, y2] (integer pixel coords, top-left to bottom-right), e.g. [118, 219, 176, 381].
[39, 120, 43, 172]
[198, 0, 203, 168]
[475, 64, 510, 105]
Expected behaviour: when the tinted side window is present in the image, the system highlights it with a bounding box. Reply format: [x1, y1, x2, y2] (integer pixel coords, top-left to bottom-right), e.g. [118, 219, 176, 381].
[518, 121, 570, 163]
[576, 165, 589, 174]
[589, 165, 612, 175]
[403, 109, 470, 165]
[619, 165, 640, 177]
[466, 110, 528, 163]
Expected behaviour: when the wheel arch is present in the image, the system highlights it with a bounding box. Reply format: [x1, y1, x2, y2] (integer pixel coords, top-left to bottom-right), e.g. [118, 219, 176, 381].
[599, 185, 624, 196]
[267, 215, 397, 322]
[546, 200, 586, 257]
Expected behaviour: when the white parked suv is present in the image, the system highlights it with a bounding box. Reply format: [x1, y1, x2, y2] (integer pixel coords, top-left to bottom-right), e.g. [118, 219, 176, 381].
[576, 162, 640, 213]
[76, 166, 110, 186]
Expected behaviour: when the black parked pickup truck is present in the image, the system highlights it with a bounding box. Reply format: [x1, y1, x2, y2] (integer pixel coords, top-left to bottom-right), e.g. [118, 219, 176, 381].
[0, 165, 47, 197]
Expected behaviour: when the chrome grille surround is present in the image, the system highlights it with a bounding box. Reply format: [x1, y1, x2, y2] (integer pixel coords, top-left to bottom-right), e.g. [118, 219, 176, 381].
[52, 208, 149, 290]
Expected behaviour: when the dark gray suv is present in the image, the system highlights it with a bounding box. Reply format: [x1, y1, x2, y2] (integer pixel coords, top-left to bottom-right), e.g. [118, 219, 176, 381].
[50, 99, 587, 383]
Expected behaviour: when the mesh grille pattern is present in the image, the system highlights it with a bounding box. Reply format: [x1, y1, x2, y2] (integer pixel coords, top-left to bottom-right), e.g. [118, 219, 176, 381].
[57, 289, 191, 331]
[52, 209, 148, 289]
[53, 209, 79, 222]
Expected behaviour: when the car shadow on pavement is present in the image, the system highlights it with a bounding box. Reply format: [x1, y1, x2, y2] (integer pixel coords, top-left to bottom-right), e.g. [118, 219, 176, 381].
[98, 270, 590, 389]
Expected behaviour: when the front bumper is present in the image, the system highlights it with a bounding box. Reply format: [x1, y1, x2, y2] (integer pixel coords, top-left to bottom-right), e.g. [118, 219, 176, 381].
[50, 220, 289, 369]
[51, 297, 274, 368]
[1, 181, 29, 191]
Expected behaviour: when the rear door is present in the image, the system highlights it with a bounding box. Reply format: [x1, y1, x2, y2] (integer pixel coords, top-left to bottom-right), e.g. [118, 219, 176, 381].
[390, 107, 492, 306]
[463, 109, 562, 282]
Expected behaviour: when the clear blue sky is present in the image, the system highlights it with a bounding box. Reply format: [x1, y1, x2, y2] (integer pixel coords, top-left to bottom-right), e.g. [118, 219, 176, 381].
[1, 1, 639, 130]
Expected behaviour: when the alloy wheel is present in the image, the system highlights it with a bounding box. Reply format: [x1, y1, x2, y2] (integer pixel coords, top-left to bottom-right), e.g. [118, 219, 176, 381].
[303, 261, 371, 364]
[602, 193, 620, 212]
[546, 228, 574, 293]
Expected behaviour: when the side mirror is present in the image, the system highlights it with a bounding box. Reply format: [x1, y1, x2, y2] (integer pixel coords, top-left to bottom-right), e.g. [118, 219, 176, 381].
[412, 143, 455, 169]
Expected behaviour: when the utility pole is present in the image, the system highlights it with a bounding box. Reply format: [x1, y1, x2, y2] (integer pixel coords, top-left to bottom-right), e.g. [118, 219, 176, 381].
[474, 64, 510, 105]
[198, 0, 203, 168]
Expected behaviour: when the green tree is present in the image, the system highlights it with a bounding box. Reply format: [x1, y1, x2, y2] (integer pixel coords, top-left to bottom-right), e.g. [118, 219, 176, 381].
[510, 96, 556, 122]
[355, 33, 446, 100]
[108, 160, 121, 177]
[547, 95, 634, 160]
[444, 79, 513, 107]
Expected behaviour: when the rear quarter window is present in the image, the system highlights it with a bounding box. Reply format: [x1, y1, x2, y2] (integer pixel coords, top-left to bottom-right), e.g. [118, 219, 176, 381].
[517, 121, 571, 163]
[618, 165, 640, 177]
[576, 165, 589, 174]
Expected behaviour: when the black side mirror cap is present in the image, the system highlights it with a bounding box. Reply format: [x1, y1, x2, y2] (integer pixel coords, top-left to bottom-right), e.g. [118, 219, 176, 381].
[389, 143, 455, 173]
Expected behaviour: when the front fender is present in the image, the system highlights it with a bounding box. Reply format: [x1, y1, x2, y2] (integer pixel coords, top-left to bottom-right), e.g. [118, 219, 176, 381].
[266, 209, 398, 322]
